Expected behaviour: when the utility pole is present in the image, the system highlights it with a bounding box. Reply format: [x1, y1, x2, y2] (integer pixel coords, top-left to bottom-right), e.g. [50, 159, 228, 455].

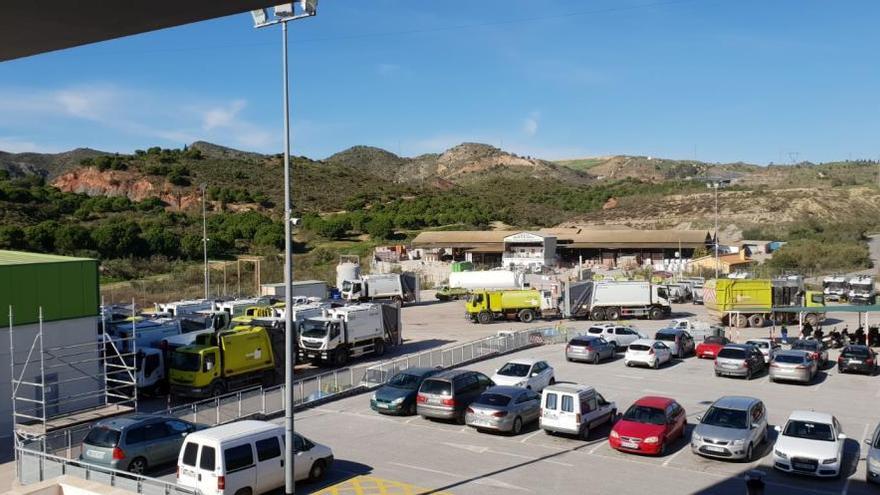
[201, 183, 209, 299]
[714, 182, 720, 279]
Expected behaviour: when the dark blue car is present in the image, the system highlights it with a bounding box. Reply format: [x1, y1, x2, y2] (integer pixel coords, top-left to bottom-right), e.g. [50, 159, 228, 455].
[371, 367, 441, 415]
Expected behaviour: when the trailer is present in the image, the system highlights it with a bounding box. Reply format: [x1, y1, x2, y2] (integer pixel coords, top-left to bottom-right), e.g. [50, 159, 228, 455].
[260, 280, 328, 299]
[155, 298, 214, 317]
[704, 277, 825, 327]
[562, 281, 671, 321]
[436, 270, 523, 301]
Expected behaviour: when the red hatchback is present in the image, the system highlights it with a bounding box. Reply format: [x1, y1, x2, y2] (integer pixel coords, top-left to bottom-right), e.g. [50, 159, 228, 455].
[609, 396, 687, 456]
[696, 336, 731, 359]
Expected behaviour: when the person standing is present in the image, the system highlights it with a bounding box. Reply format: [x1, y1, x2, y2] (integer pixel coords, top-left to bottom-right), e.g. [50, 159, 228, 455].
[780, 325, 789, 344]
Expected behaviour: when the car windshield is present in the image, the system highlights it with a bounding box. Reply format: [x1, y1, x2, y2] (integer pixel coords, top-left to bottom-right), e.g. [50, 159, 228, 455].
[746, 341, 768, 349]
[623, 405, 666, 425]
[655, 332, 676, 342]
[474, 393, 512, 407]
[497, 363, 531, 377]
[704, 336, 726, 345]
[420, 379, 451, 396]
[783, 420, 834, 442]
[171, 351, 200, 372]
[629, 344, 650, 352]
[300, 320, 328, 339]
[702, 406, 748, 429]
[84, 426, 121, 447]
[718, 348, 745, 359]
[387, 373, 422, 390]
[774, 354, 805, 364]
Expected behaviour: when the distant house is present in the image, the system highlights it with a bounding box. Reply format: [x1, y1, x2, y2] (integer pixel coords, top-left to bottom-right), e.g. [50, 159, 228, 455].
[740, 240, 773, 256]
[688, 251, 756, 275]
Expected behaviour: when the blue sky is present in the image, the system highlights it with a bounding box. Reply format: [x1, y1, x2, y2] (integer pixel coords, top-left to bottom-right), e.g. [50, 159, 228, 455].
[1, 0, 879, 164]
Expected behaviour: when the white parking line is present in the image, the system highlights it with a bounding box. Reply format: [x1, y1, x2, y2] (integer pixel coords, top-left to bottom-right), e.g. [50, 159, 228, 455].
[388, 462, 459, 477]
[842, 422, 871, 495]
[589, 441, 607, 454]
[613, 374, 644, 380]
[661, 446, 686, 467]
[520, 430, 542, 443]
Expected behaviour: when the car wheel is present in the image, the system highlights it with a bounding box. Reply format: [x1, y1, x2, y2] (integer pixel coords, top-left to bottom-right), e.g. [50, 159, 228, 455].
[593, 353, 600, 365]
[407, 402, 417, 416]
[127, 457, 147, 475]
[549, 376, 556, 385]
[745, 444, 754, 462]
[477, 312, 493, 325]
[580, 425, 591, 441]
[512, 417, 523, 435]
[714, 370, 721, 377]
[660, 442, 667, 457]
[652, 359, 659, 370]
[456, 411, 466, 425]
[309, 459, 327, 481]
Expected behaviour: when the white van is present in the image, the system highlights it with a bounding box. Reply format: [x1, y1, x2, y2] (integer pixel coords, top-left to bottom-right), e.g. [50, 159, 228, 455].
[539, 384, 616, 440]
[177, 420, 333, 495]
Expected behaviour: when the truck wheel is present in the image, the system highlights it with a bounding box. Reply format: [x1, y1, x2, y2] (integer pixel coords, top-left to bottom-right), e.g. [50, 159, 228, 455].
[478, 312, 493, 324]
[374, 339, 386, 356]
[392, 296, 403, 307]
[606, 307, 621, 321]
[590, 307, 606, 321]
[748, 315, 765, 328]
[732, 314, 748, 328]
[649, 307, 663, 320]
[210, 383, 225, 397]
[518, 309, 536, 323]
[333, 349, 349, 367]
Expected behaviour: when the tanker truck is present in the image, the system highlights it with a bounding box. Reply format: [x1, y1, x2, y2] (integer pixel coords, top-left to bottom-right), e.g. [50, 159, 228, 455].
[435, 270, 523, 301]
[465, 289, 558, 324]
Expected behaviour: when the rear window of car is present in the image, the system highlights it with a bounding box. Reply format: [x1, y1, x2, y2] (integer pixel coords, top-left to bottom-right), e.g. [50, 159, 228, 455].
[181, 442, 198, 467]
[792, 341, 817, 351]
[569, 338, 592, 346]
[224, 444, 254, 472]
[718, 348, 745, 359]
[199, 446, 216, 470]
[704, 336, 726, 345]
[843, 347, 870, 357]
[561, 395, 574, 413]
[544, 392, 558, 410]
[85, 427, 120, 448]
[746, 341, 768, 349]
[629, 344, 650, 351]
[774, 354, 805, 364]
[655, 332, 676, 342]
[474, 393, 511, 407]
[420, 379, 452, 396]
[587, 327, 604, 334]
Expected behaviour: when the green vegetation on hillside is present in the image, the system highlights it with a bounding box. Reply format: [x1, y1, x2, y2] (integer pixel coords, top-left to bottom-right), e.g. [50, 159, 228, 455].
[743, 220, 874, 273]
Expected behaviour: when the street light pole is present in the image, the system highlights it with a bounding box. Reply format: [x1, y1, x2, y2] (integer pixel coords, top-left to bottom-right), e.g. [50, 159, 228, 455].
[202, 183, 209, 299]
[714, 182, 719, 279]
[250, 4, 317, 495]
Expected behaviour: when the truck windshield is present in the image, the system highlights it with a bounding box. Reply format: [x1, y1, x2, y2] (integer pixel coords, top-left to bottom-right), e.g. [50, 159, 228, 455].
[171, 351, 200, 372]
[342, 281, 353, 292]
[301, 320, 328, 339]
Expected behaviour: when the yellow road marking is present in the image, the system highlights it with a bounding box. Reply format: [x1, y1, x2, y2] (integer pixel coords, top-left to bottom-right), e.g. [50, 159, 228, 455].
[312, 475, 453, 495]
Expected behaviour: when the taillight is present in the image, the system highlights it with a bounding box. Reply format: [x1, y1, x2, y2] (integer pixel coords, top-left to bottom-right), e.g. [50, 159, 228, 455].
[566, 345, 571, 352]
[112, 447, 125, 460]
[812, 352, 819, 360]
[218, 476, 225, 490]
[492, 411, 509, 418]
[868, 359, 875, 365]
[416, 394, 427, 404]
[441, 398, 456, 407]
[838, 356, 844, 363]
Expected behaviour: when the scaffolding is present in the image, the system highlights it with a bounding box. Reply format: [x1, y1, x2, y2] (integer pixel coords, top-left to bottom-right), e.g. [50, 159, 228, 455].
[8, 304, 137, 451]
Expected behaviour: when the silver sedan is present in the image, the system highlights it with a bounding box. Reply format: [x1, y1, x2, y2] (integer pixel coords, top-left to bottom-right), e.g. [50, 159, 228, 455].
[465, 386, 541, 435]
[769, 349, 818, 384]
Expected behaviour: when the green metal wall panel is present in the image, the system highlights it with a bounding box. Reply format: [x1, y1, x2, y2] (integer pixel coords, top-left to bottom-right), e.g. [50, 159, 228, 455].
[0, 259, 99, 326]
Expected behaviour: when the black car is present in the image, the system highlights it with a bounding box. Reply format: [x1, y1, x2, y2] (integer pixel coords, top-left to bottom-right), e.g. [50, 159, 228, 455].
[790, 339, 829, 366]
[838, 345, 877, 375]
[371, 367, 441, 415]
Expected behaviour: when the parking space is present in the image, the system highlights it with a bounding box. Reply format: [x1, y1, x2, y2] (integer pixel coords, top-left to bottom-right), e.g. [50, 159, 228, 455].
[290, 337, 880, 494]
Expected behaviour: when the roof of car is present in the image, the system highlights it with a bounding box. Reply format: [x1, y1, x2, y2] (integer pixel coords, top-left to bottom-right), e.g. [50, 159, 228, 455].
[745, 338, 773, 343]
[629, 338, 657, 346]
[543, 383, 594, 395]
[843, 345, 871, 352]
[791, 339, 820, 347]
[96, 414, 172, 429]
[399, 367, 441, 376]
[774, 349, 810, 358]
[185, 420, 281, 442]
[633, 396, 676, 409]
[712, 396, 761, 410]
[503, 358, 541, 366]
[427, 369, 476, 380]
[788, 410, 835, 424]
[571, 335, 602, 341]
[656, 328, 685, 334]
[721, 343, 753, 351]
[484, 385, 528, 396]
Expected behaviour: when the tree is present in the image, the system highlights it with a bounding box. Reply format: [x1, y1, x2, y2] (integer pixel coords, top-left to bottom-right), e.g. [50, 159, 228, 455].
[24, 221, 58, 252]
[55, 225, 92, 254]
[143, 226, 180, 258]
[316, 217, 348, 240]
[91, 221, 144, 258]
[253, 224, 285, 249]
[0, 226, 25, 249]
[180, 234, 203, 260]
[366, 215, 395, 240]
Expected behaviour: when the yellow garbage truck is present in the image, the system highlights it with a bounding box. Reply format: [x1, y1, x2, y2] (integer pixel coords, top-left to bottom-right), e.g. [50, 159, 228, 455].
[704, 277, 825, 328]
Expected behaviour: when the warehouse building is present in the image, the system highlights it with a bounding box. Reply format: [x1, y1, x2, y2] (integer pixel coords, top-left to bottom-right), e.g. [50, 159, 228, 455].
[411, 228, 712, 270]
[0, 251, 108, 455]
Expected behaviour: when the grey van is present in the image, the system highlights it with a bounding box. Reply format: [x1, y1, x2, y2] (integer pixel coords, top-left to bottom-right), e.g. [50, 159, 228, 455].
[80, 415, 200, 473]
[417, 369, 494, 424]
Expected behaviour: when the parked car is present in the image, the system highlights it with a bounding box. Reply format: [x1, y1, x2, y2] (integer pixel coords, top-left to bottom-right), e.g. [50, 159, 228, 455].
[585, 324, 647, 350]
[745, 338, 782, 363]
[769, 350, 818, 384]
[566, 335, 615, 364]
[866, 422, 880, 483]
[539, 384, 616, 440]
[714, 344, 766, 379]
[465, 386, 541, 435]
[371, 367, 442, 415]
[178, 420, 332, 494]
[417, 369, 494, 424]
[838, 345, 877, 375]
[609, 396, 686, 456]
[491, 358, 555, 391]
[773, 411, 845, 478]
[624, 339, 673, 369]
[691, 396, 768, 462]
[80, 415, 201, 474]
[655, 328, 695, 359]
[790, 339, 829, 367]
[696, 335, 731, 359]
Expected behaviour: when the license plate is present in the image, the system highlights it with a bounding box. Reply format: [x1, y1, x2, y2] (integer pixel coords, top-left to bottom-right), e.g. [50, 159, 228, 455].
[429, 397, 441, 404]
[794, 463, 814, 470]
[850, 360, 862, 364]
[86, 450, 105, 460]
[543, 411, 558, 420]
[622, 441, 638, 449]
[378, 403, 391, 409]
[723, 364, 737, 369]
[705, 445, 725, 453]
[703, 352, 713, 357]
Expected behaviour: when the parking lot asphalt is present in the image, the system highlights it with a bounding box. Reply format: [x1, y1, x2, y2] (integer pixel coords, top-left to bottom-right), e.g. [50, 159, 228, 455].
[283, 339, 879, 495]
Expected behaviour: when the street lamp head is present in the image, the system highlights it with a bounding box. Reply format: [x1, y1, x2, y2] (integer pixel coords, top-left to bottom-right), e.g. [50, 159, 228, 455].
[301, 0, 318, 16]
[274, 3, 295, 18]
[250, 8, 268, 26]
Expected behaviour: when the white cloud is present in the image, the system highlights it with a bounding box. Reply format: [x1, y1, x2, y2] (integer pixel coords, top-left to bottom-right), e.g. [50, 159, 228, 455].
[522, 111, 540, 137]
[0, 136, 41, 153]
[202, 100, 247, 131]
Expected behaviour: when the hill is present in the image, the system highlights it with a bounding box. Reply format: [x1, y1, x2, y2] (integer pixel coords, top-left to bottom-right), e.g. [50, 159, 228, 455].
[0, 148, 108, 178]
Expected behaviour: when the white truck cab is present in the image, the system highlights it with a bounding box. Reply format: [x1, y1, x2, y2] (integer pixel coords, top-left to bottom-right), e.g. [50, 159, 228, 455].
[298, 304, 400, 366]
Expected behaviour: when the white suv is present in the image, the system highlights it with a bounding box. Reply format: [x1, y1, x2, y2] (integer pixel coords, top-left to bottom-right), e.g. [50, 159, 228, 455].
[586, 324, 646, 350]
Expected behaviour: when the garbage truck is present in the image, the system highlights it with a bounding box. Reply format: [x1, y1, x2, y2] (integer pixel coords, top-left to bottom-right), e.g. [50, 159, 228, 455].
[704, 276, 825, 327]
[848, 275, 876, 305]
[465, 289, 558, 324]
[561, 281, 672, 320]
[298, 303, 402, 367]
[435, 270, 523, 301]
[823, 275, 848, 302]
[341, 273, 420, 304]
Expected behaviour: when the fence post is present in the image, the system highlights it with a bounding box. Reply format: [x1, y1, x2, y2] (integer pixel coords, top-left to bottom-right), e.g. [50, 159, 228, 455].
[350, 368, 354, 388]
[192, 403, 197, 423]
[216, 399, 220, 425]
[66, 429, 72, 459]
[238, 391, 243, 419]
[262, 388, 267, 414]
[334, 371, 339, 393]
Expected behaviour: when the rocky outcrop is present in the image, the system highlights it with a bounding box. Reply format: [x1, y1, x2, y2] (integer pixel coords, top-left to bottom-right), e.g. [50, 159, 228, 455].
[52, 167, 201, 210]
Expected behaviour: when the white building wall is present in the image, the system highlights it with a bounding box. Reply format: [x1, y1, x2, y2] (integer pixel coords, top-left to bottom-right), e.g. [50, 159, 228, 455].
[0, 316, 101, 456]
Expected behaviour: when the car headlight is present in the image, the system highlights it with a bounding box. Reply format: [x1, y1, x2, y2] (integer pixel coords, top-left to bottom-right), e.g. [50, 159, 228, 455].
[610, 430, 619, 439]
[517, 380, 528, 387]
[691, 433, 702, 443]
[644, 436, 659, 444]
[731, 439, 745, 447]
[869, 457, 880, 469]
[391, 397, 404, 405]
[822, 458, 838, 465]
[371, 392, 377, 401]
[774, 449, 788, 459]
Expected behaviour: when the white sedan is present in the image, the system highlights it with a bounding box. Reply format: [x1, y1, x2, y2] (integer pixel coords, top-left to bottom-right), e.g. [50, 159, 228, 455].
[745, 338, 782, 363]
[773, 410, 846, 478]
[490, 358, 555, 391]
[624, 339, 672, 369]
